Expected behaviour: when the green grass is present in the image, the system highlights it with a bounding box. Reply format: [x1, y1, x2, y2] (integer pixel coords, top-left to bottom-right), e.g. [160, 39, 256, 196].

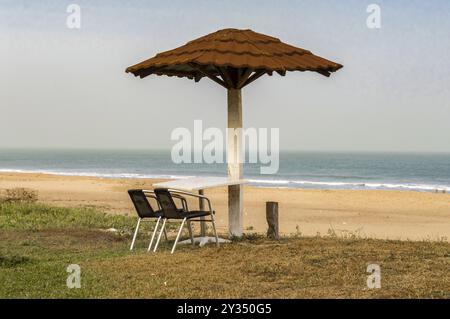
[0, 202, 449, 298]
[0, 202, 135, 232]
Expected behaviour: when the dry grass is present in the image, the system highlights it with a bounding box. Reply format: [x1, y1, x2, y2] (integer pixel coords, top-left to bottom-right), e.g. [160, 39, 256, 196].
[0, 188, 38, 203]
[85, 237, 450, 299]
[0, 202, 449, 298]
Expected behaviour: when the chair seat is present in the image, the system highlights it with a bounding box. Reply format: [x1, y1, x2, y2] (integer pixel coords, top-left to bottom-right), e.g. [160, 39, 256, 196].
[141, 210, 164, 219]
[184, 210, 211, 219]
[165, 210, 211, 219]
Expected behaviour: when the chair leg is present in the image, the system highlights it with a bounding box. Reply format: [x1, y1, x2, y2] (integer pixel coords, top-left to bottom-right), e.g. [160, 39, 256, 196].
[187, 220, 194, 246]
[130, 218, 142, 250]
[147, 216, 161, 252]
[153, 218, 167, 253]
[171, 218, 186, 254]
[211, 214, 219, 247]
[163, 227, 168, 241]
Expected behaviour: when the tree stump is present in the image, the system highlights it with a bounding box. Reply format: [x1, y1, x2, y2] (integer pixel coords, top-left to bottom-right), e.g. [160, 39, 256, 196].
[266, 202, 279, 239]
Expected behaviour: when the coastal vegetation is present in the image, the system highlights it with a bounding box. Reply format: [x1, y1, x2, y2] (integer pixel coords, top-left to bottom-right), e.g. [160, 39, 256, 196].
[1, 201, 448, 298]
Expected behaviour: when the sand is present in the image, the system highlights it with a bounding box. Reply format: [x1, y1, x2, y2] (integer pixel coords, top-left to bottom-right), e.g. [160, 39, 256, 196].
[1, 172, 449, 241]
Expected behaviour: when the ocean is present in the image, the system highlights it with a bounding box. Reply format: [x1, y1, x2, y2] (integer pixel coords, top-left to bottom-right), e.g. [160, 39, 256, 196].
[0, 149, 449, 192]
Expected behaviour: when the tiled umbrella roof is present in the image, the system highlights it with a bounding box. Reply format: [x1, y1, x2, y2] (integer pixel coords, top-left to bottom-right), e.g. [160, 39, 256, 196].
[126, 28, 343, 89]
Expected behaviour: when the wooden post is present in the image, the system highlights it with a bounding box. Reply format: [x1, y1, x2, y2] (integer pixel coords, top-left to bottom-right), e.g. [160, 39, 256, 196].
[228, 89, 243, 237]
[266, 202, 279, 239]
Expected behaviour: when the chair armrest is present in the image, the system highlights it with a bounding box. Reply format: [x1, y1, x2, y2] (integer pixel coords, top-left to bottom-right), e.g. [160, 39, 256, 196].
[167, 189, 214, 213]
[171, 194, 189, 212]
[143, 189, 189, 211]
[142, 189, 155, 197]
[142, 190, 161, 210]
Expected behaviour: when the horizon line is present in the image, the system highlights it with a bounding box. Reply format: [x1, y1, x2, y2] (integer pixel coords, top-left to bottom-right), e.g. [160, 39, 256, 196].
[1, 147, 450, 155]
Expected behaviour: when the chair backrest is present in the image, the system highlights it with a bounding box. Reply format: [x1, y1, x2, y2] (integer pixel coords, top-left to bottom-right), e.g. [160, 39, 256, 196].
[128, 189, 158, 218]
[154, 188, 183, 219]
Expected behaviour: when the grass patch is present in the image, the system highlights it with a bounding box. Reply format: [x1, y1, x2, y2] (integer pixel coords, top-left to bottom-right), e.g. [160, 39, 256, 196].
[0, 202, 135, 232]
[0, 255, 32, 268]
[0, 202, 449, 298]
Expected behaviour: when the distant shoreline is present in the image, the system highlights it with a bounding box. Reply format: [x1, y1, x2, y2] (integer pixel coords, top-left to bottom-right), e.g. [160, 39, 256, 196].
[0, 168, 448, 194]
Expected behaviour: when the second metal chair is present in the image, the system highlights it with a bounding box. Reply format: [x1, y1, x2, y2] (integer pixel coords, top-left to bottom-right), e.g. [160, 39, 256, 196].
[153, 188, 219, 254]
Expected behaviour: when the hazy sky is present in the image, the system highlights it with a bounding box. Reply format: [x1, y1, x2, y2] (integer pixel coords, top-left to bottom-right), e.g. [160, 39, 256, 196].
[1, 0, 450, 152]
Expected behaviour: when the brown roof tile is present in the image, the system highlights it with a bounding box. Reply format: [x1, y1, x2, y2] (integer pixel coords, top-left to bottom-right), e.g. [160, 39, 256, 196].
[126, 28, 343, 88]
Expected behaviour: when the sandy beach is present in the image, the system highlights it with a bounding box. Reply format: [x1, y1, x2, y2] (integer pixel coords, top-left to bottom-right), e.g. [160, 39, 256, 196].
[1, 172, 449, 242]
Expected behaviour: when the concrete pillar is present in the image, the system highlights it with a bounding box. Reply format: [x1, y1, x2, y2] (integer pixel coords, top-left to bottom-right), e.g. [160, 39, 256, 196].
[227, 89, 243, 237]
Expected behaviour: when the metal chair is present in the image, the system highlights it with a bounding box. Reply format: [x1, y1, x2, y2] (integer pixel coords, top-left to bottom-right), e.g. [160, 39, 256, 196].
[128, 189, 165, 251]
[153, 188, 219, 254]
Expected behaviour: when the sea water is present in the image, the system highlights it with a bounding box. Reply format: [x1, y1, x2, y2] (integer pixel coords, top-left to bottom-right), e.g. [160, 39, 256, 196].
[0, 149, 449, 192]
